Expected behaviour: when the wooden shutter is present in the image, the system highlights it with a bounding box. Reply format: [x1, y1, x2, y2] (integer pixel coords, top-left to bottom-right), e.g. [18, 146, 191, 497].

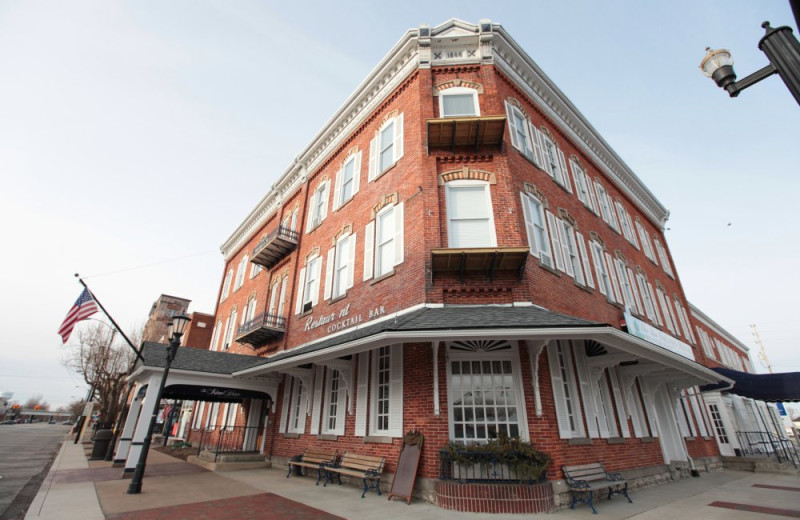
[305, 191, 316, 232]
[279, 375, 291, 433]
[347, 234, 356, 289]
[323, 248, 334, 301]
[557, 149, 572, 193]
[353, 150, 361, 195]
[363, 221, 374, 280]
[505, 102, 520, 150]
[394, 113, 404, 162]
[387, 344, 404, 437]
[546, 211, 566, 272]
[604, 253, 623, 304]
[575, 232, 594, 288]
[320, 180, 329, 222]
[333, 167, 343, 210]
[546, 343, 574, 439]
[628, 269, 644, 314]
[556, 220, 574, 277]
[368, 135, 378, 181]
[394, 202, 404, 266]
[530, 124, 545, 169]
[311, 258, 322, 306]
[609, 367, 631, 438]
[590, 243, 607, 296]
[294, 267, 306, 315]
[675, 394, 692, 437]
[639, 382, 659, 438]
[647, 283, 663, 325]
[520, 193, 537, 256]
[355, 352, 369, 436]
[310, 366, 324, 435]
[572, 342, 600, 438]
[689, 391, 709, 436]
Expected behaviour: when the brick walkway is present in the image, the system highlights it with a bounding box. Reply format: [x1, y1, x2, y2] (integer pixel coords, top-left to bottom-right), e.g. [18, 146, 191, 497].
[52, 463, 207, 484]
[104, 493, 346, 520]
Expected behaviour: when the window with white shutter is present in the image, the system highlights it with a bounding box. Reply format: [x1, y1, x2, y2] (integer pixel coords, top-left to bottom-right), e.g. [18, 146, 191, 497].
[590, 241, 615, 302]
[221, 269, 233, 301]
[329, 233, 355, 299]
[287, 377, 307, 434]
[440, 87, 479, 117]
[520, 192, 554, 268]
[193, 402, 205, 429]
[570, 158, 598, 213]
[446, 181, 496, 248]
[654, 239, 674, 278]
[614, 259, 637, 313]
[306, 181, 330, 233]
[656, 286, 678, 335]
[369, 345, 403, 437]
[635, 220, 658, 264]
[296, 255, 322, 314]
[363, 202, 404, 280]
[540, 132, 572, 192]
[505, 102, 534, 160]
[368, 114, 404, 181]
[547, 341, 585, 439]
[334, 152, 361, 210]
[636, 273, 657, 322]
[322, 368, 346, 435]
[594, 181, 620, 233]
[557, 218, 586, 286]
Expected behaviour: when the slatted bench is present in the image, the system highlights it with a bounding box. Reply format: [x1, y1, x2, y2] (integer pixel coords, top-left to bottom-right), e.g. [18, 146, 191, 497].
[286, 448, 338, 485]
[562, 462, 632, 514]
[323, 452, 386, 498]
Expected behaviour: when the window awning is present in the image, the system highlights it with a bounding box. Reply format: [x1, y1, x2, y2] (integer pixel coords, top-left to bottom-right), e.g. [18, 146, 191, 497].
[163, 384, 271, 403]
[701, 367, 800, 402]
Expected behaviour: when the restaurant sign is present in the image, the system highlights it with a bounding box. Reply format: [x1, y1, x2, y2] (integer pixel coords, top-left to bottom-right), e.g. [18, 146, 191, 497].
[304, 303, 387, 334]
[624, 311, 695, 361]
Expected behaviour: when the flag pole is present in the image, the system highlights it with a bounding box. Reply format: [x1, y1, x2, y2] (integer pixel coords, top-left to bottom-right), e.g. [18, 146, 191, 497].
[75, 274, 144, 363]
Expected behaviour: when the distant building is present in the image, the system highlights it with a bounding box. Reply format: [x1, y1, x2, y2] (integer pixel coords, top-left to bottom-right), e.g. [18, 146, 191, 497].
[182, 312, 215, 350]
[142, 295, 191, 343]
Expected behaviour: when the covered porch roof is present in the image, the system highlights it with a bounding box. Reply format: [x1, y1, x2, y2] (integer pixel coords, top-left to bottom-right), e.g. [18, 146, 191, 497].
[233, 305, 731, 388]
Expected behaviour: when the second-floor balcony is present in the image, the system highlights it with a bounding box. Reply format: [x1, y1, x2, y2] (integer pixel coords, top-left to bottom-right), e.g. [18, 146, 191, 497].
[427, 115, 506, 154]
[251, 225, 299, 269]
[235, 312, 286, 347]
[430, 246, 529, 282]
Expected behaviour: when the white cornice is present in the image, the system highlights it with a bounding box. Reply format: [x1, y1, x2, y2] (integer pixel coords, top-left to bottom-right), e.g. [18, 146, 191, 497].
[688, 302, 750, 352]
[221, 19, 671, 259]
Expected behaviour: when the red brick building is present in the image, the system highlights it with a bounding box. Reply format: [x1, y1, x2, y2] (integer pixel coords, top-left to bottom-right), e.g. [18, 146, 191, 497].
[120, 19, 787, 509]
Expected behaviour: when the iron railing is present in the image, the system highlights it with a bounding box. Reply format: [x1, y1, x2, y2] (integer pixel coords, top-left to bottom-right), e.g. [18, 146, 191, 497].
[195, 425, 260, 462]
[735, 430, 799, 468]
[439, 449, 548, 484]
[252, 225, 299, 256]
[237, 312, 286, 337]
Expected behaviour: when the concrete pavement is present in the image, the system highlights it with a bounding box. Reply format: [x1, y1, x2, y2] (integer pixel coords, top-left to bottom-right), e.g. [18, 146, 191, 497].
[24, 439, 800, 519]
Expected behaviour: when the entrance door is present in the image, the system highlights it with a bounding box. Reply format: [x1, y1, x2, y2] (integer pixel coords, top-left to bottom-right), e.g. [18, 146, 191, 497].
[706, 400, 736, 456]
[652, 383, 687, 463]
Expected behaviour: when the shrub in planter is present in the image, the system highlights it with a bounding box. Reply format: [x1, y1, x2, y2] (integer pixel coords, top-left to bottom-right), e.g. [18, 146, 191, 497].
[441, 432, 551, 483]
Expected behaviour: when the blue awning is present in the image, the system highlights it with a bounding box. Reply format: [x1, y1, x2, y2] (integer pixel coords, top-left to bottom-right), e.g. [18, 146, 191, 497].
[701, 367, 800, 402]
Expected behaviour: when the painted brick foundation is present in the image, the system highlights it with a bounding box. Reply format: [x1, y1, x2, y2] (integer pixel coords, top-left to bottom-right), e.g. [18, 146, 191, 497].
[435, 480, 554, 514]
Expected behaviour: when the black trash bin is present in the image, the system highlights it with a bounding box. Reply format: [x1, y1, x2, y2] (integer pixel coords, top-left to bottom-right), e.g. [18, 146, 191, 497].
[90, 429, 113, 460]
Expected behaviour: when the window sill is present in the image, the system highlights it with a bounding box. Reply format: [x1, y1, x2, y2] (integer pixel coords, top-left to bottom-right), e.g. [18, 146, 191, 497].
[334, 195, 356, 213]
[283, 433, 300, 439]
[298, 308, 313, 318]
[364, 435, 394, 444]
[318, 434, 339, 441]
[606, 437, 626, 445]
[369, 269, 396, 285]
[639, 437, 656, 443]
[575, 281, 593, 294]
[568, 437, 592, 446]
[330, 293, 347, 304]
[684, 436, 696, 441]
[703, 436, 713, 441]
[537, 262, 560, 277]
[370, 162, 397, 183]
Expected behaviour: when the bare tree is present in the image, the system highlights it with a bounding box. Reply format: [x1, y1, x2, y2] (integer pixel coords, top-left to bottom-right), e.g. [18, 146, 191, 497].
[65, 322, 141, 426]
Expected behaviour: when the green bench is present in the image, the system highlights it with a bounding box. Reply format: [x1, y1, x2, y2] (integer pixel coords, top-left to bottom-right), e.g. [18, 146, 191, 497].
[562, 462, 632, 514]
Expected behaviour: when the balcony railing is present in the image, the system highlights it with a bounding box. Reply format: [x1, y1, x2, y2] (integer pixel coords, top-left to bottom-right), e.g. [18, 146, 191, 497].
[251, 225, 299, 269]
[735, 430, 799, 468]
[235, 312, 286, 346]
[439, 448, 547, 484]
[195, 425, 260, 462]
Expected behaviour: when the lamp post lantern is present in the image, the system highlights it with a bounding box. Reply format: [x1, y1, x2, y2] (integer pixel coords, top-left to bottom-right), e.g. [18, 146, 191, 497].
[700, 21, 800, 106]
[127, 314, 191, 494]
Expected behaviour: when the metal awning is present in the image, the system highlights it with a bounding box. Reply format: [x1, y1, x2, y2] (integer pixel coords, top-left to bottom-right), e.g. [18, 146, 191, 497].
[701, 367, 800, 402]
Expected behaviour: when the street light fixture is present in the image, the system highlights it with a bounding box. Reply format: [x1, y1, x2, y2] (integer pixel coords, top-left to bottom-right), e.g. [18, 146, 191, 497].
[700, 21, 800, 106]
[127, 314, 190, 494]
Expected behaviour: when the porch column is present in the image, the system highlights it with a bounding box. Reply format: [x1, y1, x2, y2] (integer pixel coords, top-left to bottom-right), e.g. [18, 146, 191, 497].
[113, 386, 143, 466]
[123, 373, 162, 474]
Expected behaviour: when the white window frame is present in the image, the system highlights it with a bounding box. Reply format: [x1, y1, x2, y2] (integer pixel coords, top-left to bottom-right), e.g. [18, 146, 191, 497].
[547, 341, 585, 439]
[557, 218, 586, 286]
[368, 114, 404, 181]
[250, 260, 262, 279]
[654, 239, 674, 278]
[570, 158, 599, 214]
[439, 87, 480, 117]
[369, 344, 403, 437]
[321, 368, 346, 436]
[635, 220, 658, 265]
[306, 180, 330, 233]
[234, 254, 247, 291]
[520, 192, 554, 269]
[445, 180, 497, 248]
[333, 152, 361, 210]
[594, 181, 620, 233]
[540, 132, 572, 192]
[506, 102, 534, 161]
[287, 377, 307, 434]
[590, 241, 616, 303]
[363, 202, 404, 281]
[221, 269, 233, 301]
[446, 343, 529, 444]
[301, 255, 322, 313]
[615, 201, 640, 249]
[222, 309, 236, 351]
[326, 232, 356, 300]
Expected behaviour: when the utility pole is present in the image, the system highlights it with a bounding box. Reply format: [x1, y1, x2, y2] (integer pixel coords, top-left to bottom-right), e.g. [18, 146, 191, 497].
[750, 323, 773, 374]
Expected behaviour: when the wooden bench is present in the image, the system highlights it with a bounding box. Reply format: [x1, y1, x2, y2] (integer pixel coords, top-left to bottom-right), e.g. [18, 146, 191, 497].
[562, 462, 632, 514]
[286, 448, 338, 485]
[323, 452, 386, 498]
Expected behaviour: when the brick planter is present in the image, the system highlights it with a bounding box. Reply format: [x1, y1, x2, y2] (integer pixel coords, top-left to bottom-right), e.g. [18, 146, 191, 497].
[435, 480, 554, 514]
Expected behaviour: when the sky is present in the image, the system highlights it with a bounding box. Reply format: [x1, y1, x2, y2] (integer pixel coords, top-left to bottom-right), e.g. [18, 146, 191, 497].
[0, 1, 798, 411]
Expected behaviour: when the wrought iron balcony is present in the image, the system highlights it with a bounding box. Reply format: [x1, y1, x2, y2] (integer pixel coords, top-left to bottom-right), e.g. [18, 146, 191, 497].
[235, 312, 286, 346]
[251, 225, 299, 269]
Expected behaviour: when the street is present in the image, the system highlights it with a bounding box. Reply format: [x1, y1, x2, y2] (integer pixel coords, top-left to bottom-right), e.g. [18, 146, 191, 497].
[0, 423, 70, 520]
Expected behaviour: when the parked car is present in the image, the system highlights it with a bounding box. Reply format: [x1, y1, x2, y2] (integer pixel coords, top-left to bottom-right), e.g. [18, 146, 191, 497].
[1, 420, 15, 425]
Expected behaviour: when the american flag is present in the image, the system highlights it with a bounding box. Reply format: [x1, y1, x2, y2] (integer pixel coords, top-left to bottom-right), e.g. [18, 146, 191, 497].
[58, 288, 99, 343]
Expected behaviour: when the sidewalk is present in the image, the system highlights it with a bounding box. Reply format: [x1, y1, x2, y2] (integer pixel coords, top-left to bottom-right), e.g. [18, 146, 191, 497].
[25, 440, 800, 520]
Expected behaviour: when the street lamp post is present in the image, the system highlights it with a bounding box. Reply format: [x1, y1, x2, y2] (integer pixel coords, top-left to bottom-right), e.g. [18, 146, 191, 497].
[700, 21, 800, 106]
[126, 314, 190, 494]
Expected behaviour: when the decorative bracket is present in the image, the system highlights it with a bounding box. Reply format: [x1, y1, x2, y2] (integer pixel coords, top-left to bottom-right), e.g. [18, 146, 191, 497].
[526, 340, 549, 416]
[316, 359, 354, 414]
[282, 367, 314, 416]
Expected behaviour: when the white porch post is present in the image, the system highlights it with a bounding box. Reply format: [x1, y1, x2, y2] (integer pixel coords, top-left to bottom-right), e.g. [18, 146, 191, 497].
[113, 387, 143, 466]
[123, 374, 162, 474]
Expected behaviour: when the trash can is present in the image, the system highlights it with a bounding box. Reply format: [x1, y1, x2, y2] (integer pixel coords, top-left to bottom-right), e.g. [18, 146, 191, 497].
[90, 429, 113, 460]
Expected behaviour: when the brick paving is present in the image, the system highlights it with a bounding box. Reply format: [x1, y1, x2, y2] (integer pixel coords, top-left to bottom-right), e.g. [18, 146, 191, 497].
[53, 463, 207, 485]
[104, 493, 346, 520]
[709, 501, 800, 518]
[752, 484, 800, 492]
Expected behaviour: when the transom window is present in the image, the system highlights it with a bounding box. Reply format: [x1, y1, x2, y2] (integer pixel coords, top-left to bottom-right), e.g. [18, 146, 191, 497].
[445, 180, 496, 248]
[439, 87, 479, 117]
